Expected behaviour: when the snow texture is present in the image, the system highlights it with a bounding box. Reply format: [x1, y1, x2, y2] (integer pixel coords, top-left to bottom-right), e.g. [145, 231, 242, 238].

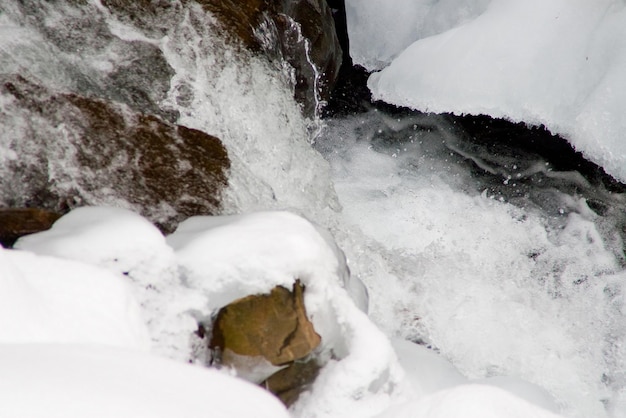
[0, 246, 149, 349]
[0, 344, 289, 418]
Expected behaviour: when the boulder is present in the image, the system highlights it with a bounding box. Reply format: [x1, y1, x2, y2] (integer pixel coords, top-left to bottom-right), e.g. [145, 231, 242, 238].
[209, 280, 322, 404]
[0, 208, 62, 248]
[0, 75, 230, 233]
[210, 280, 321, 369]
[262, 358, 321, 407]
[196, 0, 343, 117]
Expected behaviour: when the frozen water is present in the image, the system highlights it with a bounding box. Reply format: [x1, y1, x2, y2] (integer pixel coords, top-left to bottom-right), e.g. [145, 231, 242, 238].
[15, 206, 201, 360]
[364, 0, 626, 183]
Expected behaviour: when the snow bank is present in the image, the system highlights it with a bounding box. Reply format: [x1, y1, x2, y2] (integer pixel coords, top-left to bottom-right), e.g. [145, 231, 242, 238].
[168, 211, 408, 417]
[377, 384, 563, 418]
[0, 247, 149, 349]
[362, 0, 626, 183]
[0, 344, 289, 418]
[15, 206, 202, 360]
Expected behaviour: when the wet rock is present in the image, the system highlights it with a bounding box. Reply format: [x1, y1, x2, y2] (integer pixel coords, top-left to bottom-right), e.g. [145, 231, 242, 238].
[0, 75, 229, 233]
[209, 280, 321, 377]
[197, 0, 342, 117]
[0, 208, 62, 248]
[10, 0, 177, 122]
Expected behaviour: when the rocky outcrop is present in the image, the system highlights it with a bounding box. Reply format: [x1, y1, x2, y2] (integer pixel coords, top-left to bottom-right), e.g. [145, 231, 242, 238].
[209, 280, 321, 404]
[0, 75, 229, 233]
[196, 0, 343, 118]
[0, 208, 61, 248]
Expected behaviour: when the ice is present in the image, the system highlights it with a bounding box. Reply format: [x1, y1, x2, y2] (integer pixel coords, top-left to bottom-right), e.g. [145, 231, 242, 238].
[364, 0, 626, 183]
[345, 0, 490, 71]
[0, 344, 289, 418]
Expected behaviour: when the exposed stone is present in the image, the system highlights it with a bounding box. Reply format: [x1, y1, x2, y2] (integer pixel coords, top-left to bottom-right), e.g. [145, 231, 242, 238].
[262, 358, 321, 407]
[0, 75, 230, 233]
[196, 0, 343, 117]
[210, 280, 321, 368]
[0, 208, 62, 248]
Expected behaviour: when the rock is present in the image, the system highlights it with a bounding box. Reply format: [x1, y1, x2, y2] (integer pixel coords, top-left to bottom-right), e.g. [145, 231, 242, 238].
[15, 0, 178, 123]
[262, 358, 321, 407]
[0, 208, 62, 248]
[209, 280, 321, 375]
[196, 0, 343, 118]
[0, 75, 230, 233]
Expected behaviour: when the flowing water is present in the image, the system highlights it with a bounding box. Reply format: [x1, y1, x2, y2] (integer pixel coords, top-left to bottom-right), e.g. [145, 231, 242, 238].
[316, 108, 626, 417]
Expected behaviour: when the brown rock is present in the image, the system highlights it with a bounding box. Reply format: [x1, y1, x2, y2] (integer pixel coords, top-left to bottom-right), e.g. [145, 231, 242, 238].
[0, 75, 230, 233]
[210, 280, 321, 367]
[0, 208, 62, 248]
[195, 0, 343, 117]
[262, 358, 321, 407]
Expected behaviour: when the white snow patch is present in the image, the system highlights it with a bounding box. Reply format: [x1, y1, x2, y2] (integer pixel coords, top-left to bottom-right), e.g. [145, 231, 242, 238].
[376, 384, 564, 418]
[15, 206, 203, 360]
[0, 343, 289, 418]
[0, 247, 149, 349]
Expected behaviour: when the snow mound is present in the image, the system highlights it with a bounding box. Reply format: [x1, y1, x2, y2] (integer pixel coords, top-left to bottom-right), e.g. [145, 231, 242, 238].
[0, 344, 289, 418]
[365, 0, 626, 183]
[14, 206, 202, 360]
[0, 247, 149, 349]
[168, 211, 408, 417]
[377, 384, 564, 418]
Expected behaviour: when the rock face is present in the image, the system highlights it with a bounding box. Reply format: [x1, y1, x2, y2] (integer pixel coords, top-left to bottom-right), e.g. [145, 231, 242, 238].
[197, 0, 343, 117]
[0, 208, 62, 248]
[0, 75, 230, 233]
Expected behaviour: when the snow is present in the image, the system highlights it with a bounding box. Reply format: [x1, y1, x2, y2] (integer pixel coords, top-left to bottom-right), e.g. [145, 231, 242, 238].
[0, 247, 149, 349]
[0, 344, 289, 418]
[14, 206, 202, 360]
[357, 0, 626, 183]
[376, 384, 563, 418]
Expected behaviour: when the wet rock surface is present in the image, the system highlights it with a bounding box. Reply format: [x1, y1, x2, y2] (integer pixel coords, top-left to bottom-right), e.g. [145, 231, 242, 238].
[197, 0, 342, 117]
[0, 75, 229, 233]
